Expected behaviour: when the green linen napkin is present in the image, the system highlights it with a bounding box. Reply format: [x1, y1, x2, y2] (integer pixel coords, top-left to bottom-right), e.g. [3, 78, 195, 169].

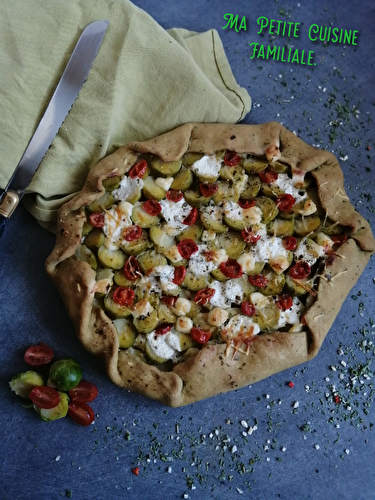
[0, 0, 251, 231]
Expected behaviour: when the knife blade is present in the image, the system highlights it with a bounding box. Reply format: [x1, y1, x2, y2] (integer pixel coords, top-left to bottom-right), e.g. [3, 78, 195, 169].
[0, 19, 109, 238]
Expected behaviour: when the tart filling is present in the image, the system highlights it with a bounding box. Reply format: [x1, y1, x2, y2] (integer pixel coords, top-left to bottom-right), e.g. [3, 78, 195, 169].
[77, 150, 348, 366]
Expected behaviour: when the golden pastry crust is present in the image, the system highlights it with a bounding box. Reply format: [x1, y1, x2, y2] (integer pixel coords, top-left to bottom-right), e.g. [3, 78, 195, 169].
[45, 122, 375, 407]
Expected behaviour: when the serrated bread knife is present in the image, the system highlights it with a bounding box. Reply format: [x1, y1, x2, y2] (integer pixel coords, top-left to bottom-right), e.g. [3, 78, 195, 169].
[0, 20, 109, 238]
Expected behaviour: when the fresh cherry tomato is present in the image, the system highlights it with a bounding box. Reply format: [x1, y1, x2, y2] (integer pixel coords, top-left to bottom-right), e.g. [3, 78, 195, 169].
[282, 236, 297, 251]
[176, 239, 198, 258]
[241, 302, 256, 316]
[276, 193, 296, 211]
[123, 225, 142, 242]
[166, 190, 184, 202]
[24, 343, 54, 366]
[155, 323, 172, 336]
[161, 295, 178, 306]
[124, 256, 142, 281]
[241, 228, 261, 245]
[224, 151, 241, 167]
[238, 199, 255, 209]
[331, 233, 348, 244]
[248, 274, 269, 288]
[199, 182, 218, 197]
[190, 327, 212, 344]
[194, 288, 215, 305]
[129, 159, 148, 179]
[290, 261, 311, 279]
[89, 212, 105, 228]
[143, 199, 162, 216]
[68, 401, 95, 426]
[113, 287, 135, 306]
[173, 265, 187, 285]
[68, 380, 99, 403]
[182, 207, 198, 225]
[219, 259, 243, 279]
[276, 294, 293, 311]
[29, 386, 60, 409]
[259, 168, 278, 184]
[49, 358, 83, 392]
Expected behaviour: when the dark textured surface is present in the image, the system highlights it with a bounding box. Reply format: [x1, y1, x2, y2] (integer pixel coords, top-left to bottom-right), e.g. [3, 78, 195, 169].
[1, 1, 374, 499]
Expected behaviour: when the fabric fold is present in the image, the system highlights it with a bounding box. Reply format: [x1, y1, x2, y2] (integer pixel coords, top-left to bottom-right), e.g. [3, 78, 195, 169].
[0, 0, 251, 230]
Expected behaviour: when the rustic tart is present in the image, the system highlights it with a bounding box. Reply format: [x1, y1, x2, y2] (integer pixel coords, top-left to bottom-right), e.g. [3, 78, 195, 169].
[45, 122, 375, 407]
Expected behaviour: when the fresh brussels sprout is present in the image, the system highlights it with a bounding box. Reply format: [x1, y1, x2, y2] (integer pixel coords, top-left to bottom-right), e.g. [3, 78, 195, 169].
[34, 391, 69, 422]
[9, 371, 44, 399]
[48, 358, 83, 392]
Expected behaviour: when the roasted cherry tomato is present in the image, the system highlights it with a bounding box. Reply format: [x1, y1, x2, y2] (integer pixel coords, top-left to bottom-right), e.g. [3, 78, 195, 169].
[89, 212, 105, 228]
[166, 190, 184, 202]
[29, 386, 60, 409]
[248, 274, 269, 288]
[259, 168, 278, 184]
[124, 256, 142, 281]
[190, 327, 212, 344]
[282, 236, 297, 251]
[219, 259, 243, 279]
[123, 225, 142, 242]
[113, 287, 135, 306]
[224, 151, 241, 167]
[331, 233, 348, 244]
[241, 228, 261, 245]
[68, 380, 99, 403]
[241, 301, 256, 316]
[276, 193, 296, 211]
[24, 343, 54, 366]
[155, 323, 172, 336]
[161, 295, 178, 306]
[173, 265, 187, 285]
[129, 159, 148, 179]
[290, 261, 311, 279]
[182, 207, 198, 226]
[49, 358, 83, 392]
[199, 182, 218, 197]
[276, 294, 293, 311]
[143, 199, 162, 216]
[68, 401, 95, 426]
[194, 288, 215, 305]
[176, 239, 198, 258]
[238, 199, 256, 209]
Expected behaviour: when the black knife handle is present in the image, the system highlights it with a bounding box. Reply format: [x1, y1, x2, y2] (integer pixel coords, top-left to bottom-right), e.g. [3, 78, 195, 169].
[0, 214, 9, 239]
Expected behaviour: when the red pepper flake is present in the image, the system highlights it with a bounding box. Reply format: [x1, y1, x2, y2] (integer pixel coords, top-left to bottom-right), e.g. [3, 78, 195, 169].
[131, 467, 140, 476]
[333, 395, 340, 404]
[288, 381, 295, 388]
